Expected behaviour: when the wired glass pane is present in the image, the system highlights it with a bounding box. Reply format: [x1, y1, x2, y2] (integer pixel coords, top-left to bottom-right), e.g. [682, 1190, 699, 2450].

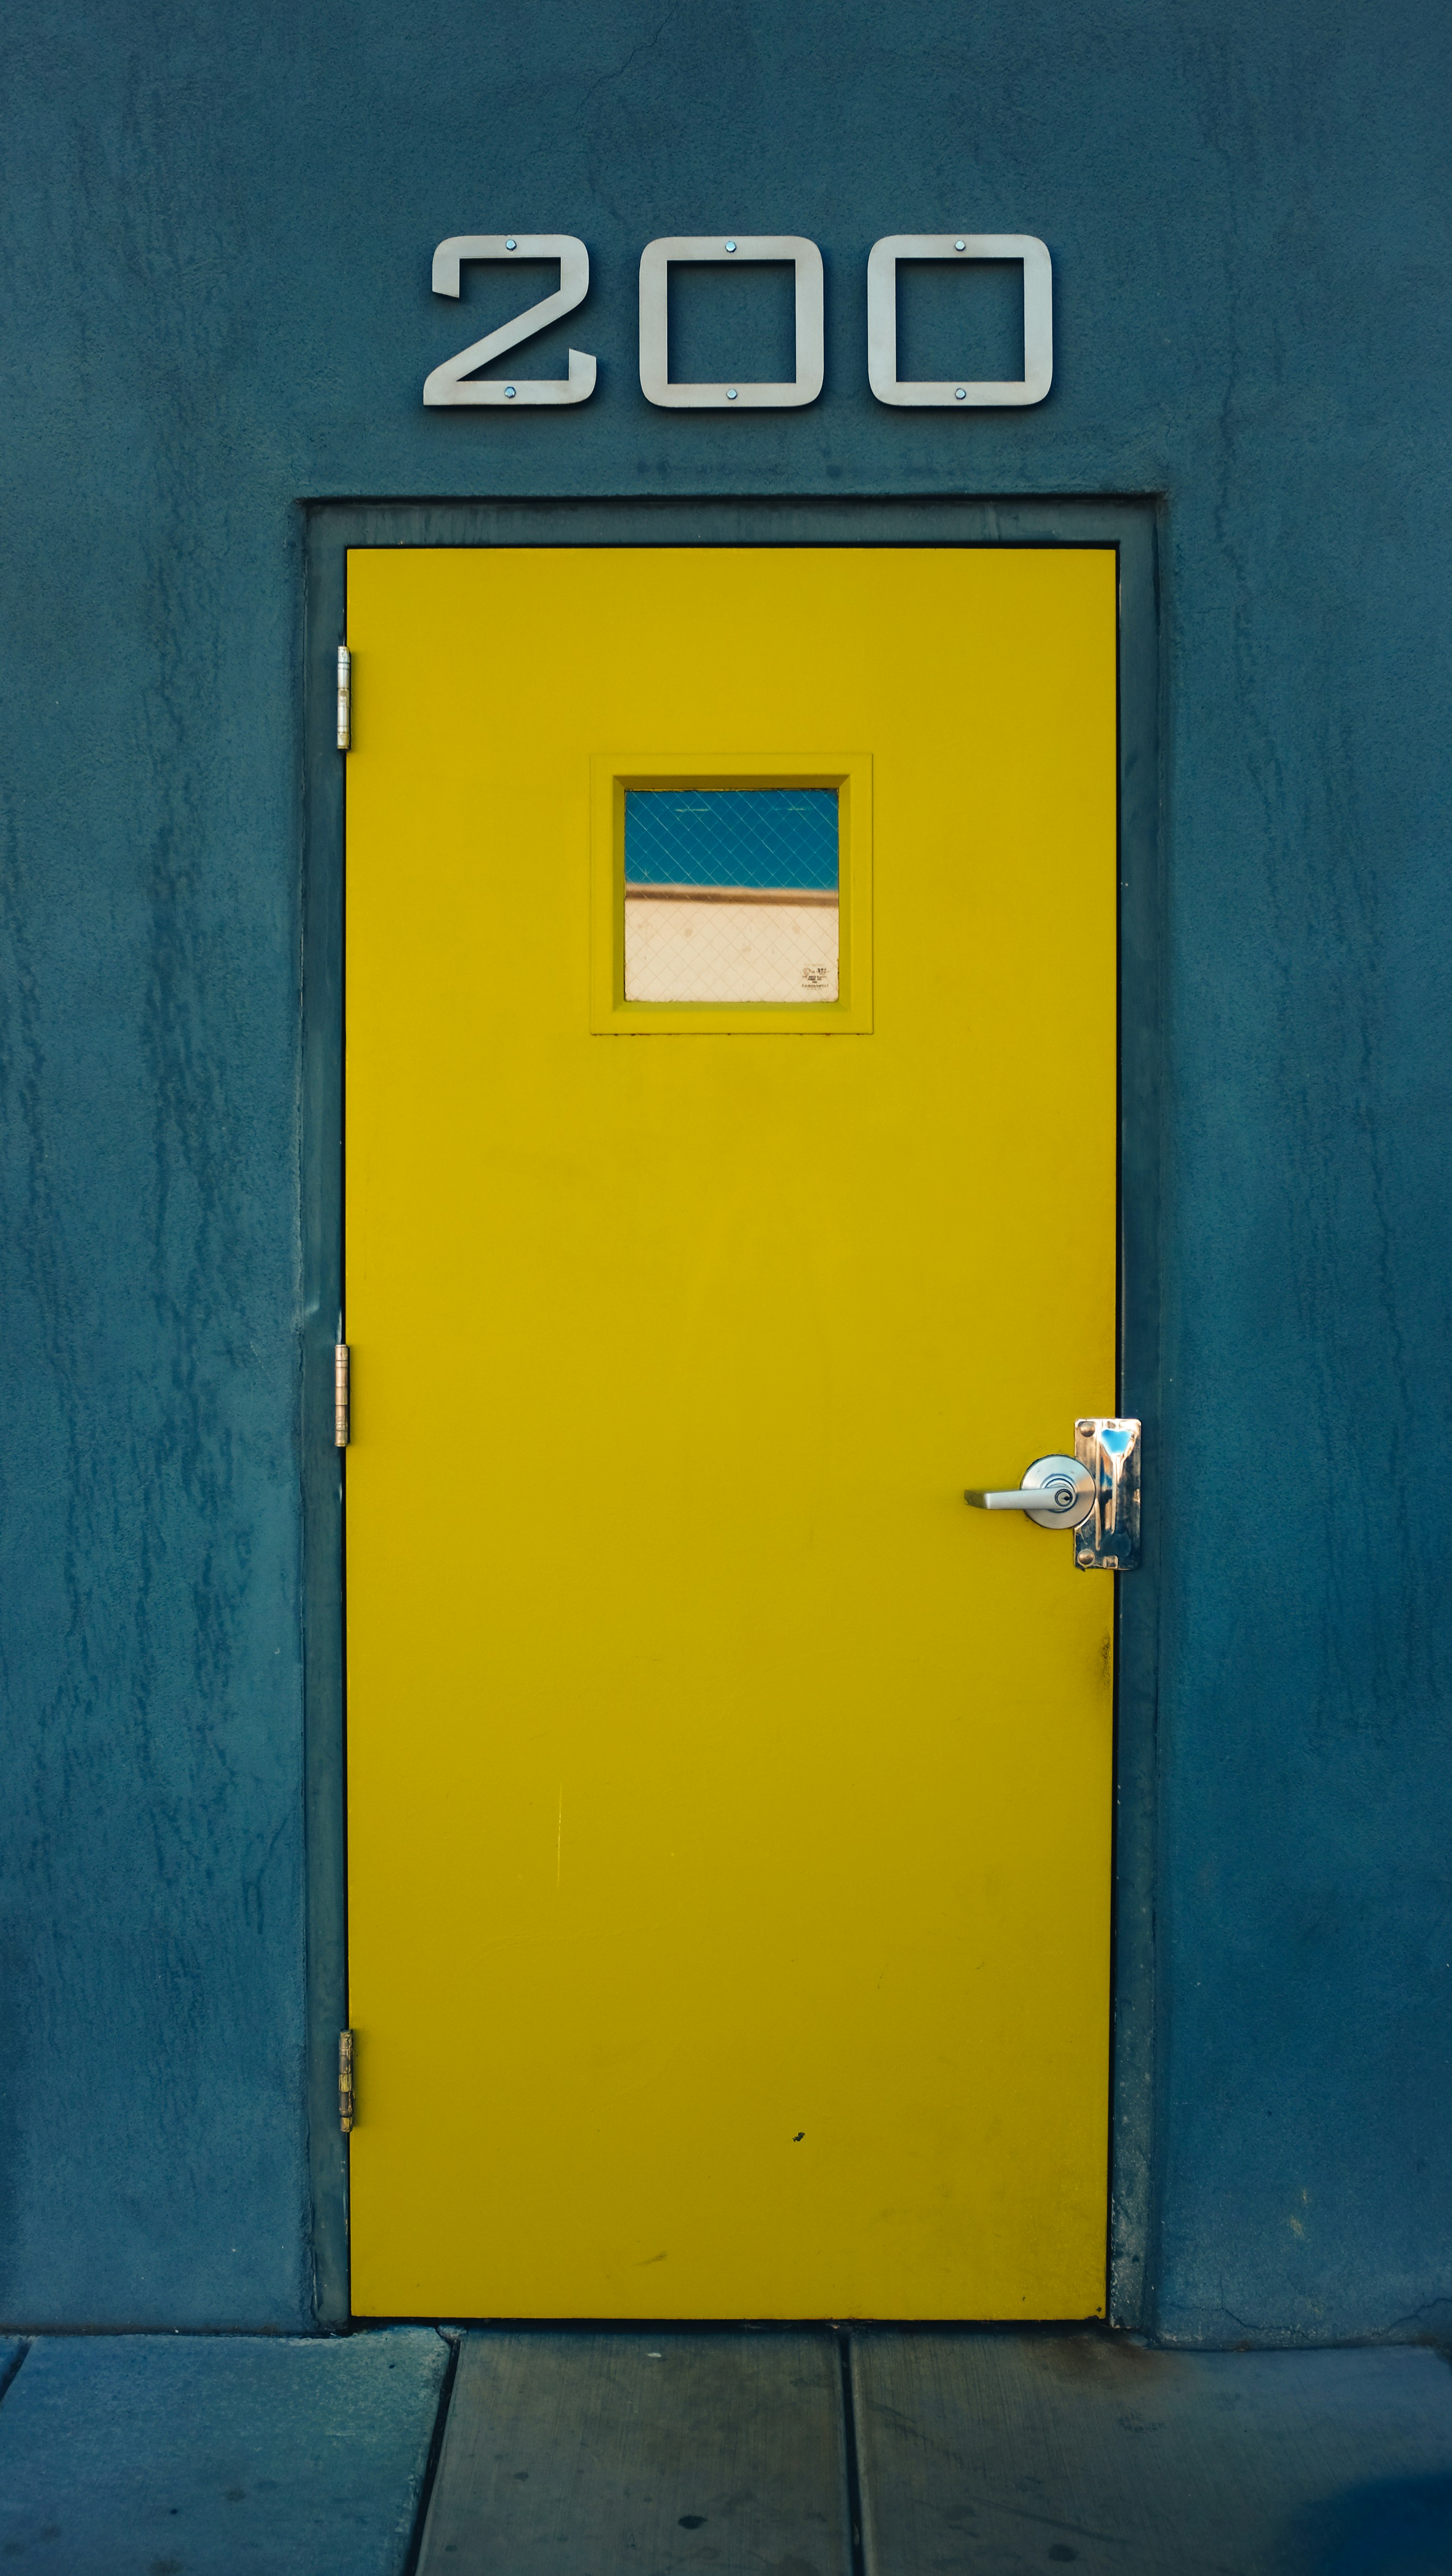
[624, 788, 839, 1003]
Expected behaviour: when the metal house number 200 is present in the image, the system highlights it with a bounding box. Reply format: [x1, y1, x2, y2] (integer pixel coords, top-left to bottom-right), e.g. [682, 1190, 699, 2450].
[422, 233, 1053, 411]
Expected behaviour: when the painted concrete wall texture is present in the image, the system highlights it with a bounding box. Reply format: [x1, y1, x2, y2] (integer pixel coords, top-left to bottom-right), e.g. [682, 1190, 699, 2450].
[1, 0, 1449, 2337]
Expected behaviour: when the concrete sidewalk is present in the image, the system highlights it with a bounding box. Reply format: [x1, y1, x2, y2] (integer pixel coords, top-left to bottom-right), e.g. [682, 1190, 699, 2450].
[0, 2326, 1448, 2573]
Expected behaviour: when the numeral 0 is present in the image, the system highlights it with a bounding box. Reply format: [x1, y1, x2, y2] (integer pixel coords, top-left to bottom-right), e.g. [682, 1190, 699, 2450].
[422, 233, 1052, 412]
[639, 237, 824, 409]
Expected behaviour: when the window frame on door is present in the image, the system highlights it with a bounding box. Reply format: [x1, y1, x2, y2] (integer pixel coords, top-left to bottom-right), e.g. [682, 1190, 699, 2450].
[592, 752, 873, 1032]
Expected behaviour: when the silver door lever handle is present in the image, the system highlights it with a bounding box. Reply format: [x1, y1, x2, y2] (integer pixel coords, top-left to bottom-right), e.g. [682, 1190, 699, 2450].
[964, 1421, 1142, 1568]
[964, 1455, 1093, 1527]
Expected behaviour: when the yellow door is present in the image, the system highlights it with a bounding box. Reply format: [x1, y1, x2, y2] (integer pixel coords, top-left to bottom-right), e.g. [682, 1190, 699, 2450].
[345, 545, 1118, 2320]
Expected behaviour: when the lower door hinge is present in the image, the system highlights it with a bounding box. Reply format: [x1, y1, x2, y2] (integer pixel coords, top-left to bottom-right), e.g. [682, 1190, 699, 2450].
[334, 1338, 349, 1447]
[339, 2030, 355, 2134]
[336, 644, 351, 751]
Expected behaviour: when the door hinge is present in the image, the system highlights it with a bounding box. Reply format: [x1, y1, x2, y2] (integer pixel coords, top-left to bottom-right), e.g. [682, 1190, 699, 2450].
[334, 1338, 350, 1447]
[336, 643, 351, 751]
[339, 2029, 355, 2134]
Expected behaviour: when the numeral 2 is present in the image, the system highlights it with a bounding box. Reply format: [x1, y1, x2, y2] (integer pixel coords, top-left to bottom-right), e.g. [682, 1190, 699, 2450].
[423, 235, 596, 407]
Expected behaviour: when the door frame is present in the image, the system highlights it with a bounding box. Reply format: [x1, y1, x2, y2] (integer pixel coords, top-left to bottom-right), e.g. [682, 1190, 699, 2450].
[299, 495, 1165, 2329]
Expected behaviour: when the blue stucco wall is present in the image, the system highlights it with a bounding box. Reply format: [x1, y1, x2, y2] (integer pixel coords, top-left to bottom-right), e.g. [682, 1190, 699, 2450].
[2, 0, 1448, 2334]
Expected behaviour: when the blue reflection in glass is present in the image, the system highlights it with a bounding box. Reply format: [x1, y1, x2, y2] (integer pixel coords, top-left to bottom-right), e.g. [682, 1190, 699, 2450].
[625, 788, 838, 892]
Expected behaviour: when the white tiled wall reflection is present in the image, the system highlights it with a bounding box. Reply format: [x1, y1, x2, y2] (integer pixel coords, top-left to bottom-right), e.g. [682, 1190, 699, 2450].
[623, 890, 839, 1003]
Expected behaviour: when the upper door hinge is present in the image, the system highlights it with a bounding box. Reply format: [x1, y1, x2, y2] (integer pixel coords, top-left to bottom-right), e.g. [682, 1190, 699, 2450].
[336, 644, 351, 751]
[339, 2029, 355, 2133]
[334, 1339, 350, 1447]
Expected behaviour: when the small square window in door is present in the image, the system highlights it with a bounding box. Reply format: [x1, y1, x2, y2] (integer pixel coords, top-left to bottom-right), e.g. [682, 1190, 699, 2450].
[624, 787, 839, 1002]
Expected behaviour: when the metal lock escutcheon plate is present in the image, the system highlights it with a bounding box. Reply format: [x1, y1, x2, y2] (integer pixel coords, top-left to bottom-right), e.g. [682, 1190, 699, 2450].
[1072, 1417, 1141, 1571]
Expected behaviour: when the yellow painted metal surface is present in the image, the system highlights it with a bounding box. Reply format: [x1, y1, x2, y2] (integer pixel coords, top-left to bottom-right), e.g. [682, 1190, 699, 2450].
[345, 546, 1118, 2320]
